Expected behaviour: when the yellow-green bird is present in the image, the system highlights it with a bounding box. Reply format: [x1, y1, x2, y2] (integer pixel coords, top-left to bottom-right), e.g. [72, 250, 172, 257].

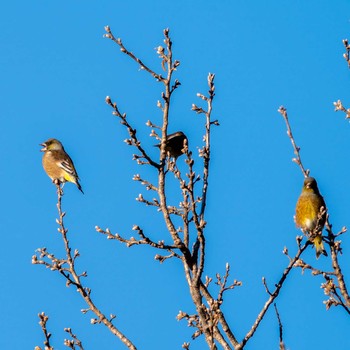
[155, 131, 188, 159]
[40, 138, 83, 193]
[295, 177, 327, 258]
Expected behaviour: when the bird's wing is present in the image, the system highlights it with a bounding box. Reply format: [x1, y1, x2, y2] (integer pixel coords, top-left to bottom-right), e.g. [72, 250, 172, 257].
[57, 156, 79, 178]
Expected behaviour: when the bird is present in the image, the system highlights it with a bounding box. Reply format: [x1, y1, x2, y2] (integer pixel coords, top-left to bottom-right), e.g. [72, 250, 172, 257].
[40, 138, 83, 193]
[155, 131, 188, 159]
[295, 177, 327, 258]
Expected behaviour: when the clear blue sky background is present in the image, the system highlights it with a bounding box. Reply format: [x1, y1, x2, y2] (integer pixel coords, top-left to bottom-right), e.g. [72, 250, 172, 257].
[2, 1, 350, 349]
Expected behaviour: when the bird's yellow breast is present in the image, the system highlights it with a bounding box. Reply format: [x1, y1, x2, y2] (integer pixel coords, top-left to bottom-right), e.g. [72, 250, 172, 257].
[295, 194, 321, 231]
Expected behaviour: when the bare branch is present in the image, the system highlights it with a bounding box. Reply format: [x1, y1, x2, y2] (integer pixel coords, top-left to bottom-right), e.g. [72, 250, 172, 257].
[278, 106, 309, 177]
[64, 328, 85, 349]
[133, 174, 158, 192]
[104, 26, 165, 82]
[325, 221, 350, 311]
[239, 243, 308, 349]
[333, 99, 350, 119]
[96, 225, 178, 252]
[216, 263, 242, 303]
[273, 304, 285, 350]
[199, 281, 239, 347]
[105, 96, 159, 169]
[37, 312, 53, 350]
[33, 187, 137, 350]
[342, 38, 350, 68]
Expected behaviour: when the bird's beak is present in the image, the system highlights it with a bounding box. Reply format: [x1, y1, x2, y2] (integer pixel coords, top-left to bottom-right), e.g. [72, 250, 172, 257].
[40, 143, 46, 152]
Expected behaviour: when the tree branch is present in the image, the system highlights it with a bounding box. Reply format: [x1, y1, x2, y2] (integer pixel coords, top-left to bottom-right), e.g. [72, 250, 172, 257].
[239, 243, 308, 349]
[278, 106, 309, 177]
[36, 312, 53, 350]
[33, 186, 137, 350]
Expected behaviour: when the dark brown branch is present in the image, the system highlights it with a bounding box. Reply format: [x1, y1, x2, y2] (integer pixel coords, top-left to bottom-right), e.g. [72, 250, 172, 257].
[273, 304, 285, 350]
[105, 96, 159, 169]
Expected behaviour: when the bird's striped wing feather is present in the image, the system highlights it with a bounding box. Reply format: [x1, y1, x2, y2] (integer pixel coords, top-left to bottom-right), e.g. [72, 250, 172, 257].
[57, 158, 78, 177]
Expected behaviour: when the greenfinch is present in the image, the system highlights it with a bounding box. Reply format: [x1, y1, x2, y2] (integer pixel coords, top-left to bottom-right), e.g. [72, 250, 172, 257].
[295, 177, 327, 258]
[40, 138, 83, 193]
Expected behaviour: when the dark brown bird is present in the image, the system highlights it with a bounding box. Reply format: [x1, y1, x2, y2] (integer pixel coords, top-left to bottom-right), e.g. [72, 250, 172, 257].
[295, 177, 327, 258]
[156, 131, 188, 159]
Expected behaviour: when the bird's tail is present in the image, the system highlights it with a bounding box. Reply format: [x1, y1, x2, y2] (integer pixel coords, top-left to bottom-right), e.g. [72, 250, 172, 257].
[73, 178, 84, 194]
[64, 173, 84, 194]
[313, 234, 327, 259]
[77, 181, 84, 194]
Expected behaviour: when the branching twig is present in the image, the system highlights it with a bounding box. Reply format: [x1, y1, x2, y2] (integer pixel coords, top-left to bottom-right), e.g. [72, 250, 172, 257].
[64, 328, 84, 349]
[216, 263, 242, 303]
[104, 26, 165, 82]
[239, 243, 308, 349]
[103, 27, 233, 350]
[105, 95, 159, 169]
[326, 222, 350, 311]
[33, 187, 137, 350]
[96, 225, 175, 249]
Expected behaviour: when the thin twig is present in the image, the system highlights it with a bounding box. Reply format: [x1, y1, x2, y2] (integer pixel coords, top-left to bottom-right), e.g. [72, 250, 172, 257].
[105, 96, 159, 169]
[37, 312, 53, 350]
[64, 328, 85, 349]
[104, 26, 165, 82]
[326, 222, 350, 310]
[342, 38, 350, 68]
[333, 99, 350, 119]
[273, 304, 285, 350]
[239, 243, 308, 349]
[278, 106, 309, 177]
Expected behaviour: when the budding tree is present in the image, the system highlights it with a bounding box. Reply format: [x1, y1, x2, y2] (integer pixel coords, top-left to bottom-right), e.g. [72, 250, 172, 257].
[34, 27, 350, 350]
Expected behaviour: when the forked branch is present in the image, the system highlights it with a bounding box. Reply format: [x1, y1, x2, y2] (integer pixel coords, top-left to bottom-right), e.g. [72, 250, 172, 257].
[33, 186, 137, 350]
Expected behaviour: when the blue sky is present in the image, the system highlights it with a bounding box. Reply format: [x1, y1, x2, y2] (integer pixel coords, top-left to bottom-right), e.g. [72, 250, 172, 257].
[2, 1, 350, 349]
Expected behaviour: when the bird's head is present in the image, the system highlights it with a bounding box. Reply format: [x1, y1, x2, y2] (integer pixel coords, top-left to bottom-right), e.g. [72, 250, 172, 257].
[40, 138, 64, 152]
[303, 177, 319, 193]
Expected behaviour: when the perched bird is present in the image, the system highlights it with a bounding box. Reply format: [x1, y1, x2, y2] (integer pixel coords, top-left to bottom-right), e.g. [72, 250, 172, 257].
[295, 177, 327, 258]
[155, 131, 188, 159]
[40, 138, 83, 193]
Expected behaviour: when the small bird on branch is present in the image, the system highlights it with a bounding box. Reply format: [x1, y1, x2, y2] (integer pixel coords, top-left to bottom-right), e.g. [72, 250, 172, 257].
[295, 177, 327, 258]
[155, 131, 188, 159]
[40, 138, 83, 193]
